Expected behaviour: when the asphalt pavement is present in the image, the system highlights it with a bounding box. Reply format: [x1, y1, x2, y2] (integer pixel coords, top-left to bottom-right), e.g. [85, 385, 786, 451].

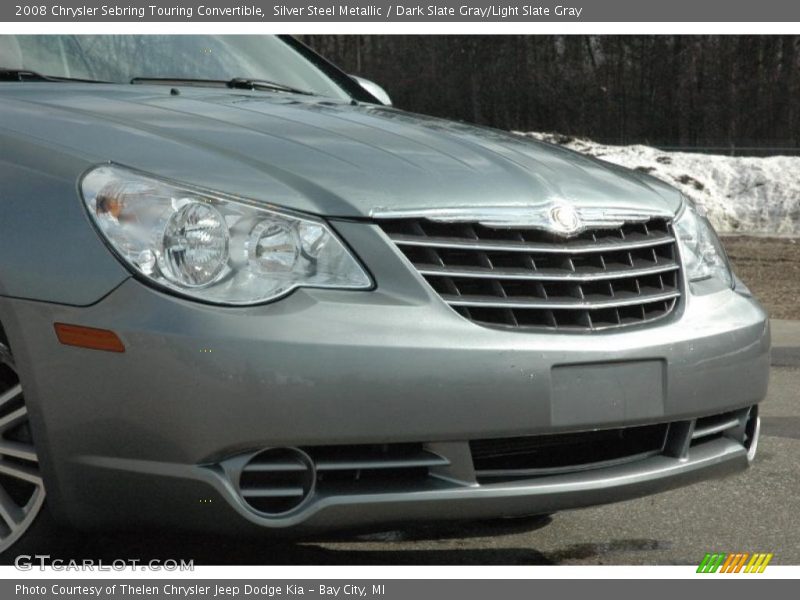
[3, 321, 798, 566]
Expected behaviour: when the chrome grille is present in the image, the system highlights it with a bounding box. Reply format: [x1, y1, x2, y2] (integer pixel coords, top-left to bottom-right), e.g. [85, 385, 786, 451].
[378, 217, 681, 330]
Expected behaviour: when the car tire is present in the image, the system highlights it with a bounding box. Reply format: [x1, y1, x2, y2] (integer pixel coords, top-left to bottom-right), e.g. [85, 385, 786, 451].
[0, 339, 47, 554]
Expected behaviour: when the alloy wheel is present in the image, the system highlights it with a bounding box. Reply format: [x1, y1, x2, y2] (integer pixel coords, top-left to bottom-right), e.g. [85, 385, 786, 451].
[0, 341, 45, 552]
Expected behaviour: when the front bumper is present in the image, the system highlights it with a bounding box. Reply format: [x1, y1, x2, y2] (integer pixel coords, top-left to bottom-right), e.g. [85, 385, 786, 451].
[0, 222, 770, 533]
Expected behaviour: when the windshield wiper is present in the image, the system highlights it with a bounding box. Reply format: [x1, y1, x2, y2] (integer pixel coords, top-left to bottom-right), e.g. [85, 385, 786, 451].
[0, 68, 108, 83]
[227, 78, 316, 96]
[130, 76, 316, 96]
[0, 67, 110, 83]
[0, 68, 49, 82]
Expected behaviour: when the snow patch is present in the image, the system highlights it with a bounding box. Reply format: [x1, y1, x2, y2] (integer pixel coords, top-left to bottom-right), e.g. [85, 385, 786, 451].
[517, 132, 800, 237]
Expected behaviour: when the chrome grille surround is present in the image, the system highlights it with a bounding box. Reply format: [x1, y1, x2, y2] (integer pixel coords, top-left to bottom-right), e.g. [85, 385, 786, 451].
[374, 206, 682, 331]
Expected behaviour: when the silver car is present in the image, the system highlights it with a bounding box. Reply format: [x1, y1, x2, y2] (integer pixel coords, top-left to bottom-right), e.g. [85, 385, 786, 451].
[0, 35, 769, 551]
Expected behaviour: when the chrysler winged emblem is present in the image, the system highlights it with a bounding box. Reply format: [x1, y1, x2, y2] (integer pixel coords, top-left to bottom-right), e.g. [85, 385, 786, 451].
[549, 204, 582, 235]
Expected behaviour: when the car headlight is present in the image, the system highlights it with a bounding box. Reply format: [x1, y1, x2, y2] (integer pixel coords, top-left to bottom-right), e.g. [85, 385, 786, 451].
[673, 197, 733, 291]
[81, 165, 372, 304]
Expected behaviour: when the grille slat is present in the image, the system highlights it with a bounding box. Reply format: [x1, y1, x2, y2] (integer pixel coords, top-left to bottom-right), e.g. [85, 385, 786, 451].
[379, 215, 681, 331]
[442, 290, 680, 310]
[243, 459, 308, 473]
[388, 231, 676, 254]
[240, 487, 306, 498]
[692, 411, 746, 440]
[692, 418, 740, 439]
[417, 262, 679, 282]
[315, 452, 449, 472]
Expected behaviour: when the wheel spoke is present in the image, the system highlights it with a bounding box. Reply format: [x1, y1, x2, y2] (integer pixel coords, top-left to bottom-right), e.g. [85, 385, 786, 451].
[0, 384, 22, 410]
[0, 406, 26, 433]
[0, 486, 24, 528]
[0, 460, 41, 485]
[0, 344, 45, 551]
[0, 440, 37, 462]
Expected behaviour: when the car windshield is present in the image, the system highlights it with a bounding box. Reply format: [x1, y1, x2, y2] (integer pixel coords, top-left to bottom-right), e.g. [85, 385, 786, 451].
[0, 35, 351, 99]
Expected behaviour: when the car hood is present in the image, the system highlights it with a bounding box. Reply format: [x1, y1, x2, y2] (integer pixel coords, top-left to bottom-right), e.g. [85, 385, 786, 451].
[0, 83, 683, 217]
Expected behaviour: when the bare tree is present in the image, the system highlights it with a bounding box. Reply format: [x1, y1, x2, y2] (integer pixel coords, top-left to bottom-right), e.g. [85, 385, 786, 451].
[300, 35, 800, 154]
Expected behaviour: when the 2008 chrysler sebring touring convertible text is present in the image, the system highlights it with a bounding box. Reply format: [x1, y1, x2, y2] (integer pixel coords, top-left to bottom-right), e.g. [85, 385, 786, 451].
[0, 35, 769, 551]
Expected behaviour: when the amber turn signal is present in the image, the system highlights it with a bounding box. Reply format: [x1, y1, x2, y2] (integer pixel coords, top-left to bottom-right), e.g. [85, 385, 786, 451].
[54, 323, 125, 353]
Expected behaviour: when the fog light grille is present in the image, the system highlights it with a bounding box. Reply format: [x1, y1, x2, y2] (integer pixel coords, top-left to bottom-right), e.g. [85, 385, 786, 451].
[238, 448, 314, 515]
[234, 444, 449, 516]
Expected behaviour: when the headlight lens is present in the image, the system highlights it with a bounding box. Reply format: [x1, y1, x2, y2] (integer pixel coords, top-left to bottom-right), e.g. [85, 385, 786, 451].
[673, 198, 733, 290]
[161, 202, 230, 287]
[81, 165, 372, 304]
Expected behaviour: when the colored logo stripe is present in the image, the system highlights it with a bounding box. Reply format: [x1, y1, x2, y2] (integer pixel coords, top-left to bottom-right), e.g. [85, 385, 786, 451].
[697, 552, 773, 573]
[733, 553, 750, 573]
[720, 553, 737, 573]
[720, 553, 749, 573]
[744, 553, 773, 573]
[697, 553, 726, 573]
